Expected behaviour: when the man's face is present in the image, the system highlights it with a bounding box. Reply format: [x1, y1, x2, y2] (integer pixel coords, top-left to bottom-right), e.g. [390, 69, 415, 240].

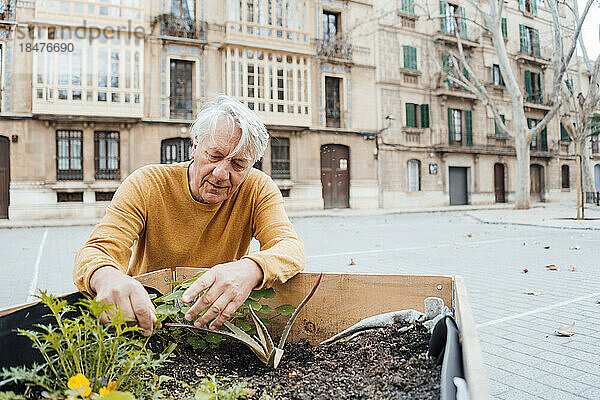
[189, 119, 253, 204]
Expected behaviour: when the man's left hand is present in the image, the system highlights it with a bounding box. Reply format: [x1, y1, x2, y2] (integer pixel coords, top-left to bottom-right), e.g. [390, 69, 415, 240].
[181, 258, 263, 330]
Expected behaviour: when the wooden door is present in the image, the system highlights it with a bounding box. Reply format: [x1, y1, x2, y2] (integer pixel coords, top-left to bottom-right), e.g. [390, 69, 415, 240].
[494, 163, 505, 203]
[530, 164, 543, 201]
[0, 136, 9, 219]
[449, 167, 468, 205]
[320, 144, 349, 209]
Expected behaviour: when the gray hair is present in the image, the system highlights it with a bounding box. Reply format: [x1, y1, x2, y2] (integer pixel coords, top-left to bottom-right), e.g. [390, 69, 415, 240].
[189, 95, 269, 163]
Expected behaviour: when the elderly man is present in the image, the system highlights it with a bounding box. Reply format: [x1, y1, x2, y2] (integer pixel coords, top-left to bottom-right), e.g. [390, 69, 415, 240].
[73, 95, 305, 337]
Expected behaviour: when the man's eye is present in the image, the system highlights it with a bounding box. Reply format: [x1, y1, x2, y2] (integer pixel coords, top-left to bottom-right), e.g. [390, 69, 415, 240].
[207, 154, 221, 161]
[233, 162, 245, 170]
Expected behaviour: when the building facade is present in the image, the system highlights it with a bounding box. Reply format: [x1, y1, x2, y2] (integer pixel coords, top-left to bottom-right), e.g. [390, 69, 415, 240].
[0, 0, 597, 219]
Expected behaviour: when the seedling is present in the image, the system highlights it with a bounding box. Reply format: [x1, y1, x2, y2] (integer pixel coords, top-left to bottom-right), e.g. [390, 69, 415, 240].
[166, 273, 323, 368]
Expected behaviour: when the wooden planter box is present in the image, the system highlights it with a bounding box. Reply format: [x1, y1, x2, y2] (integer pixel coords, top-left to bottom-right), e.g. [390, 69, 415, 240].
[0, 270, 489, 399]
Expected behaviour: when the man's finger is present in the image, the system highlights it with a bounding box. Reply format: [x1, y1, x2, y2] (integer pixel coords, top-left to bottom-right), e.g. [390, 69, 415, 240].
[185, 283, 225, 323]
[195, 294, 231, 329]
[208, 300, 238, 330]
[131, 290, 155, 336]
[182, 271, 216, 303]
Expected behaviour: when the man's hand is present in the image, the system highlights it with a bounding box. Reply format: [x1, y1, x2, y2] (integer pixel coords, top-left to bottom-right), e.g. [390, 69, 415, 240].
[181, 259, 263, 330]
[90, 266, 158, 337]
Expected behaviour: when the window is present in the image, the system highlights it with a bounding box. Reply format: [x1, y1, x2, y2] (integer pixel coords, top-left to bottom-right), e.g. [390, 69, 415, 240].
[95, 191, 115, 202]
[442, 53, 462, 89]
[528, 118, 547, 151]
[403, 46, 417, 71]
[57, 192, 83, 202]
[440, 2, 466, 38]
[561, 165, 570, 189]
[401, 0, 414, 14]
[407, 159, 421, 192]
[447, 108, 473, 146]
[161, 138, 193, 164]
[171, 0, 195, 19]
[95, 131, 120, 180]
[492, 64, 504, 86]
[170, 59, 194, 120]
[592, 134, 599, 154]
[405, 103, 429, 128]
[271, 137, 290, 179]
[525, 70, 543, 103]
[519, 0, 538, 15]
[56, 130, 83, 180]
[325, 76, 342, 128]
[494, 115, 506, 136]
[560, 123, 571, 141]
[501, 17, 507, 39]
[519, 25, 540, 56]
[323, 10, 339, 42]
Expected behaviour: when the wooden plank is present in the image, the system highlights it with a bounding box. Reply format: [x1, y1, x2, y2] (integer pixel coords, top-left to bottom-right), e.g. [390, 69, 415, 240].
[134, 268, 174, 295]
[454, 275, 491, 400]
[176, 269, 452, 344]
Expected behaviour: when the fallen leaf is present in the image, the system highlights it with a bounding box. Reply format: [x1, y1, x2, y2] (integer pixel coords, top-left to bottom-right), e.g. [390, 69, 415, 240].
[288, 370, 298, 378]
[543, 245, 551, 249]
[524, 289, 541, 296]
[466, 234, 472, 238]
[570, 245, 581, 250]
[570, 264, 577, 272]
[545, 264, 559, 271]
[348, 258, 356, 266]
[523, 268, 529, 273]
[555, 322, 575, 337]
[195, 368, 204, 378]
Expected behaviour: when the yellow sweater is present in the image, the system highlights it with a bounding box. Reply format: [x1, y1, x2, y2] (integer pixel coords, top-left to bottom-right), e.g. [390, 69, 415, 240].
[73, 162, 305, 294]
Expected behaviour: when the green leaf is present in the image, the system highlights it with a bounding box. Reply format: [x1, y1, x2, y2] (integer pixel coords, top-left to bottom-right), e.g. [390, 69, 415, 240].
[258, 305, 275, 314]
[275, 304, 296, 316]
[155, 304, 180, 315]
[179, 306, 191, 315]
[249, 288, 276, 299]
[187, 336, 207, 350]
[194, 392, 213, 400]
[238, 321, 252, 332]
[161, 289, 185, 301]
[100, 391, 137, 400]
[147, 293, 157, 300]
[246, 299, 262, 311]
[204, 333, 222, 344]
[260, 317, 271, 325]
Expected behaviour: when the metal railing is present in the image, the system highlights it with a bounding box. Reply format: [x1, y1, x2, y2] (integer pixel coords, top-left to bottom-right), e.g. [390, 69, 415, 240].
[315, 35, 352, 61]
[584, 192, 600, 206]
[152, 14, 207, 41]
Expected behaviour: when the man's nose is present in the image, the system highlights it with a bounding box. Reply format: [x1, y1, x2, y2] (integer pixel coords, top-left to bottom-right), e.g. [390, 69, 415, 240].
[212, 160, 230, 180]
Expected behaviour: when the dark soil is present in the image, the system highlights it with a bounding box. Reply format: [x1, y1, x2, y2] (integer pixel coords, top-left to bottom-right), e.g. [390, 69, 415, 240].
[153, 322, 441, 399]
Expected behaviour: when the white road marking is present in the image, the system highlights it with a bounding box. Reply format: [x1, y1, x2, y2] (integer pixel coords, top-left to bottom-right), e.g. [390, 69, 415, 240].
[477, 291, 600, 328]
[27, 228, 49, 302]
[307, 236, 535, 259]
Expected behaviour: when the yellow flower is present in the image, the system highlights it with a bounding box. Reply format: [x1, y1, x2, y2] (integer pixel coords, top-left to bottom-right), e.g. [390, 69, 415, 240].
[99, 381, 117, 396]
[67, 373, 92, 398]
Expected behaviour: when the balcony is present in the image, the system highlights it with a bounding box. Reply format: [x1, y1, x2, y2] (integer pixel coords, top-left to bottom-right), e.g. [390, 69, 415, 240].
[516, 52, 549, 68]
[151, 14, 207, 42]
[435, 24, 479, 49]
[524, 92, 551, 111]
[315, 35, 352, 63]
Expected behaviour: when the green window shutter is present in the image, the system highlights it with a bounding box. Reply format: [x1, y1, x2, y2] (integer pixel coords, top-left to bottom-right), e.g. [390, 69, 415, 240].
[420, 104, 430, 128]
[403, 45, 410, 69]
[404, 46, 417, 70]
[406, 103, 416, 128]
[411, 47, 417, 70]
[519, 0, 525, 12]
[459, 6, 467, 39]
[540, 127, 547, 151]
[501, 18, 507, 38]
[442, 53, 450, 73]
[525, 70, 532, 100]
[494, 115, 505, 136]
[402, 0, 414, 14]
[560, 123, 571, 141]
[439, 1, 447, 34]
[534, 28, 540, 56]
[465, 110, 473, 146]
[448, 108, 454, 145]
[519, 24, 525, 53]
[538, 71, 543, 102]
[532, 0, 538, 16]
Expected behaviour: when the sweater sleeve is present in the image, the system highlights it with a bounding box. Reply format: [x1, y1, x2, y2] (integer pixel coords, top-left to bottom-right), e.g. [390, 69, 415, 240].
[73, 168, 149, 294]
[242, 175, 305, 289]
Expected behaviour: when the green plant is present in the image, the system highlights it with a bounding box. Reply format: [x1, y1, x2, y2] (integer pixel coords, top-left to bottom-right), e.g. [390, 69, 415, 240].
[0, 392, 25, 400]
[190, 375, 249, 400]
[0, 291, 175, 398]
[153, 272, 296, 352]
[164, 273, 322, 368]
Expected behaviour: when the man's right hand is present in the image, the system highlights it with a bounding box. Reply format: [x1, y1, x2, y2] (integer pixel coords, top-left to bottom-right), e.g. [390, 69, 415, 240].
[90, 266, 158, 337]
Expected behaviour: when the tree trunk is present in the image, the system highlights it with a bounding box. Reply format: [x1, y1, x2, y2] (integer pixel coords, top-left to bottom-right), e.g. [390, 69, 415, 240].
[581, 138, 595, 192]
[575, 140, 582, 219]
[514, 133, 531, 209]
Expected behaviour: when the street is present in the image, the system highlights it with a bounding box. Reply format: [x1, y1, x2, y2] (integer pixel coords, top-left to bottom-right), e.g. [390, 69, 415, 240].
[1, 210, 599, 399]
